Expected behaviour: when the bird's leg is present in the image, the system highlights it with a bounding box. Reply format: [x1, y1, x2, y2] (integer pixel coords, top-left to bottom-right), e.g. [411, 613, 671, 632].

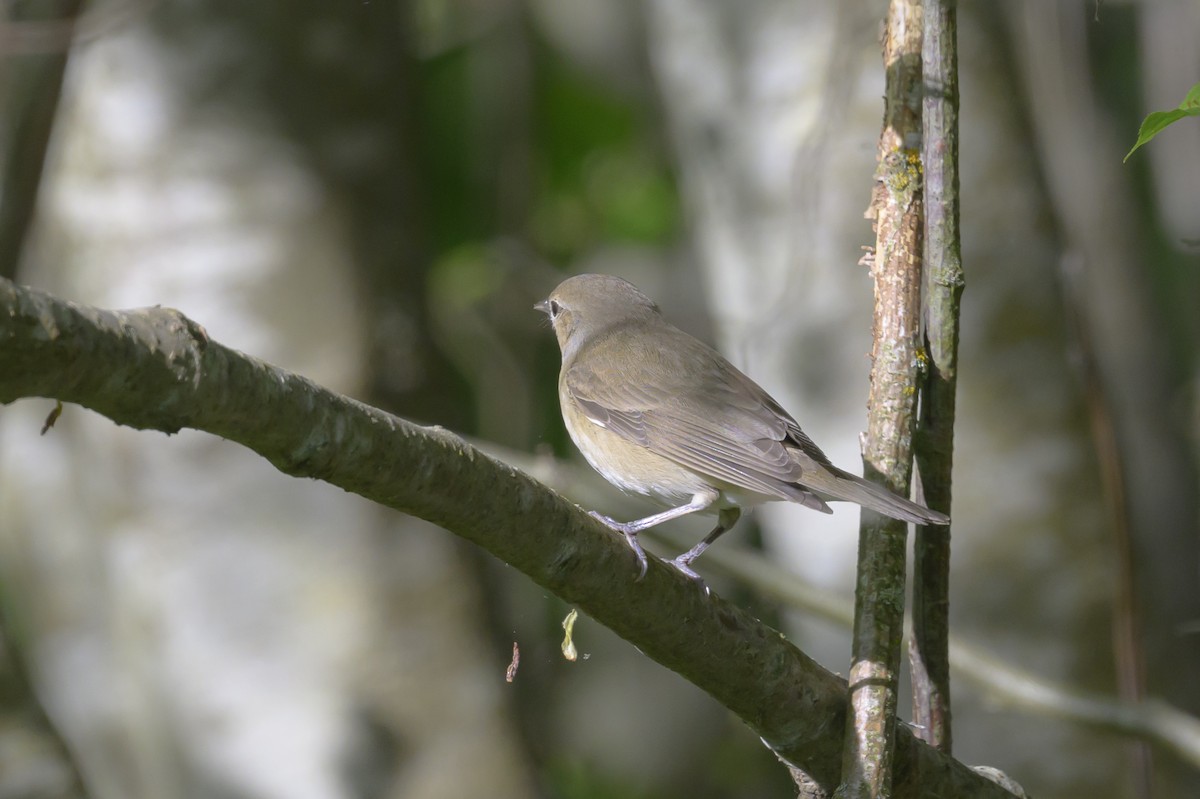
[670, 507, 741, 580]
[588, 490, 718, 580]
[588, 511, 650, 579]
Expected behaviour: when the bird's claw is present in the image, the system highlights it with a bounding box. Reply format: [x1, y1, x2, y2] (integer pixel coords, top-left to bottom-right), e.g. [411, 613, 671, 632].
[669, 555, 706, 586]
[622, 529, 649, 581]
[587, 510, 620, 528]
[588, 511, 649, 580]
[584, 511, 707, 588]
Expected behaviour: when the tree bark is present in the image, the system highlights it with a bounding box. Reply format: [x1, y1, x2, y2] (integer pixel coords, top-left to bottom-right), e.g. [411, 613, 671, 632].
[911, 0, 961, 755]
[840, 1, 924, 796]
[0, 276, 1026, 799]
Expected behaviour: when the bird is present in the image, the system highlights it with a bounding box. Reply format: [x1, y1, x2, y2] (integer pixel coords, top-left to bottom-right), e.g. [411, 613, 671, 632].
[536, 273, 949, 580]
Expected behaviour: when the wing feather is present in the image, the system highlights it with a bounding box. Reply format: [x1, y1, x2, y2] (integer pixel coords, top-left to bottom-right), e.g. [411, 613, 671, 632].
[564, 322, 835, 507]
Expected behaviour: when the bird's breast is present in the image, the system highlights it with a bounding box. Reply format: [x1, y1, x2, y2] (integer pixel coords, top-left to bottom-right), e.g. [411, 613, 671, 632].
[560, 386, 711, 502]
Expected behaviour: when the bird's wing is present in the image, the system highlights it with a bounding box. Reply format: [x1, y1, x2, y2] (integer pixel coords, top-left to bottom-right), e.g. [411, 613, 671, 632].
[564, 325, 835, 510]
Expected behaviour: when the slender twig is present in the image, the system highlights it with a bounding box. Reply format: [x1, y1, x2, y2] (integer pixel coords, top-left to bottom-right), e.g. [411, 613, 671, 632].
[0, 0, 158, 53]
[0, 6, 90, 793]
[912, 0, 961, 754]
[0, 0, 85, 280]
[1003, 3, 1194, 794]
[1059, 253, 1152, 797]
[841, 1, 925, 797]
[0, 592, 89, 797]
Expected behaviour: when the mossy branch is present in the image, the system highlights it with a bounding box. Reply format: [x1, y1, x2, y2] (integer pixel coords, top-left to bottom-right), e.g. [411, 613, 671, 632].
[842, 0, 926, 796]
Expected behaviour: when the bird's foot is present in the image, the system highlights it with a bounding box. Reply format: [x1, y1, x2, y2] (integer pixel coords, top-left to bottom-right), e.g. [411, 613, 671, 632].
[668, 554, 705, 583]
[668, 538, 712, 583]
[588, 511, 650, 580]
[587, 510, 621, 528]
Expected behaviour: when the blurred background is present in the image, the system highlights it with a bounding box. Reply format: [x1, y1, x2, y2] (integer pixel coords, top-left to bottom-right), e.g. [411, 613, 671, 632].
[0, 0, 1198, 797]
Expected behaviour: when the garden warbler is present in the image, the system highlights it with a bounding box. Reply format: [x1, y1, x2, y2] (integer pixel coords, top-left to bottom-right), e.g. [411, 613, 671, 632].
[536, 274, 949, 580]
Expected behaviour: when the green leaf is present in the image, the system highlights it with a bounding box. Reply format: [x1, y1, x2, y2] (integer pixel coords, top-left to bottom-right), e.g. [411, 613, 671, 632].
[1125, 82, 1200, 162]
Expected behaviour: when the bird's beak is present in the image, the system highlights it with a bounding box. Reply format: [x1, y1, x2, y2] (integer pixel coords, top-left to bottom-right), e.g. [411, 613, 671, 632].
[534, 299, 550, 315]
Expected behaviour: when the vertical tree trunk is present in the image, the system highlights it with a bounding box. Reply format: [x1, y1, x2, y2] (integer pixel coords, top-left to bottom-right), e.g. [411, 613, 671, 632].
[911, 0, 961, 755]
[840, 1, 924, 796]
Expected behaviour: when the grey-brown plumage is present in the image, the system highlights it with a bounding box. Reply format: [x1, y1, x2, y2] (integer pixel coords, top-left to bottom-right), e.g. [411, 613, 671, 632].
[537, 273, 948, 579]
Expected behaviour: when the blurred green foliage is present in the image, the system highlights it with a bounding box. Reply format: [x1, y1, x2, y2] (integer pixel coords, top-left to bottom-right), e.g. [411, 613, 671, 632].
[531, 60, 678, 257]
[420, 33, 678, 260]
[549, 759, 667, 799]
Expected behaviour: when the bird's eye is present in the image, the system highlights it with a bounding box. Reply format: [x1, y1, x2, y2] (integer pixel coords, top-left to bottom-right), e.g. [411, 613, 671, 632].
[548, 300, 562, 319]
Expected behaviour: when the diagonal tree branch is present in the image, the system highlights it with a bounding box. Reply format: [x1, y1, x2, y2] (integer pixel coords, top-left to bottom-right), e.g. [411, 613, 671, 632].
[498, 443, 1200, 772]
[643, 528, 1200, 773]
[0, 276, 1021, 798]
[498, 447, 1200, 771]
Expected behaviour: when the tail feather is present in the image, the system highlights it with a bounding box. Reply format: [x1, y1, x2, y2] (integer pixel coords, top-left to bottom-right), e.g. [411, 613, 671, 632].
[801, 468, 949, 525]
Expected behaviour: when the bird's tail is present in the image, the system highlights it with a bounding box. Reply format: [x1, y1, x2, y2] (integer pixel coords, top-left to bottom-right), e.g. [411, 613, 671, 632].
[805, 467, 949, 525]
